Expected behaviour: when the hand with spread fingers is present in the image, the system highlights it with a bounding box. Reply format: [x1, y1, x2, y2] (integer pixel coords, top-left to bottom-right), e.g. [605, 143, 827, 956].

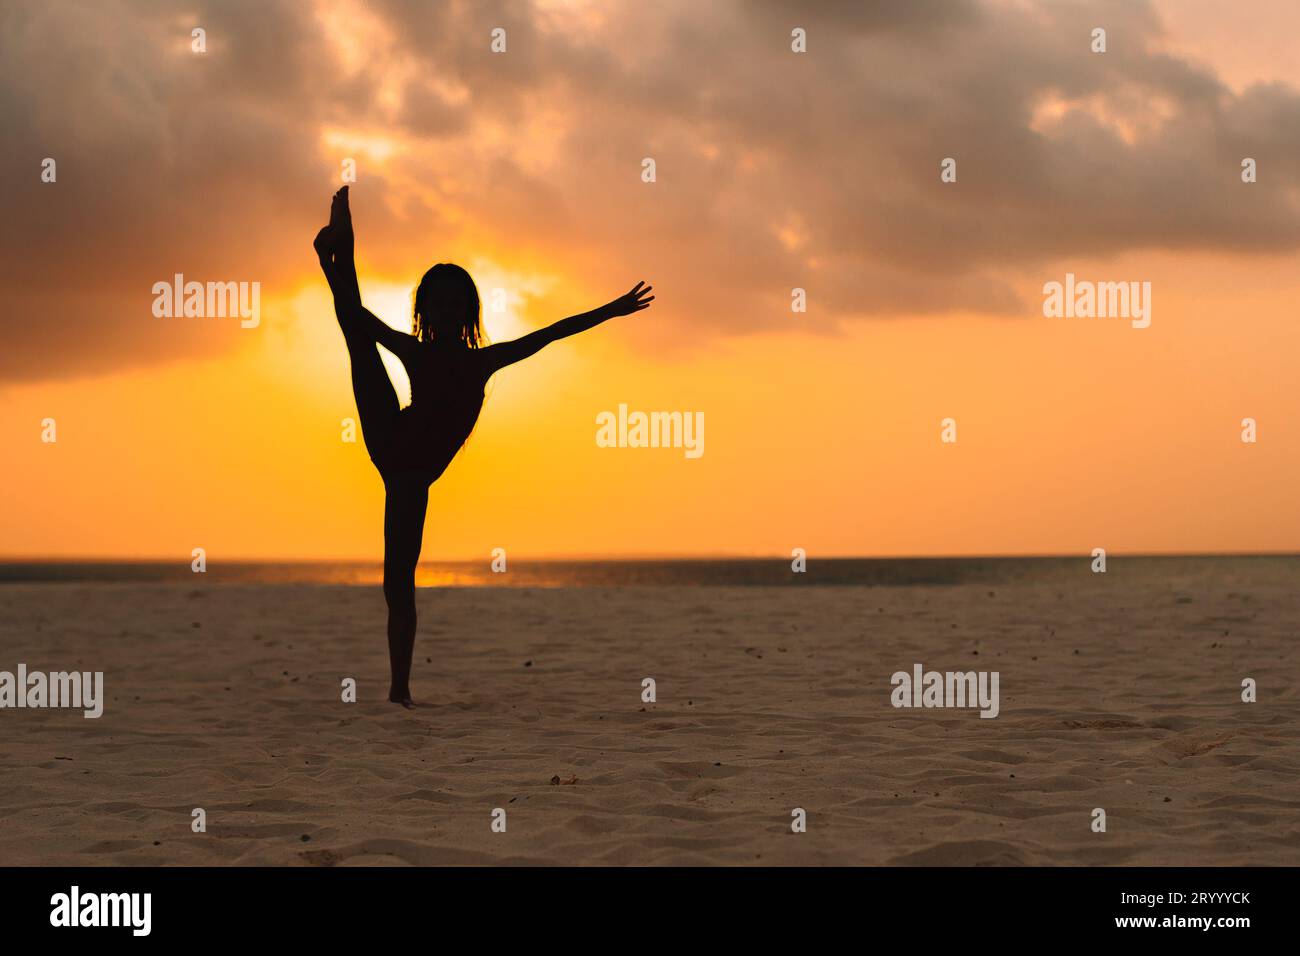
[604, 281, 655, 317]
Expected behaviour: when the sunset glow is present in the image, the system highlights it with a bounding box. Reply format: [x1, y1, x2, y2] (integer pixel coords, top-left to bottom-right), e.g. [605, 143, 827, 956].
[3, 0, 1299, 560]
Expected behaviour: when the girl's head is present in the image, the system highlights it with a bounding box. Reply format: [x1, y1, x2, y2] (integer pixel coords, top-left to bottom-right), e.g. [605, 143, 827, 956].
[412, 263, 484, 348]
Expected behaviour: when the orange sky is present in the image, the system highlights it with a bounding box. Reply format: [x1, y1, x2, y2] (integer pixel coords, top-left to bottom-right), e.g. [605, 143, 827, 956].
[3, 0, 1299, 560]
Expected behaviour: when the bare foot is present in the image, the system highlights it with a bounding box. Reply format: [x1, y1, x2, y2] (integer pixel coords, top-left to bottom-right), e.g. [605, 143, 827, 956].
[313, 225, 335, 260]
[389, 692, 416, 709]
[330, 186, 354, 255]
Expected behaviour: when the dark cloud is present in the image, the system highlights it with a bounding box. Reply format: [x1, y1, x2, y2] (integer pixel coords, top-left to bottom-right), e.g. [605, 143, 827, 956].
[3, 0, 1299, 382]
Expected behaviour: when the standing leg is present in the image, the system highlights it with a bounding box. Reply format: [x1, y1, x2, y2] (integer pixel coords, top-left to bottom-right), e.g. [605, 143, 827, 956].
[383, 472, 429, 707]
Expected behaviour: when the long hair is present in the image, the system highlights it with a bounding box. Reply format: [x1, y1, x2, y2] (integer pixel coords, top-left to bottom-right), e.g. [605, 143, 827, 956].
[411, 263, 484, 347]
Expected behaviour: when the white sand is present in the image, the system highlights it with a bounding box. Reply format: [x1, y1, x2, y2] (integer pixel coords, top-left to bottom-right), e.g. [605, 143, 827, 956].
[1, 579, 1296, 865]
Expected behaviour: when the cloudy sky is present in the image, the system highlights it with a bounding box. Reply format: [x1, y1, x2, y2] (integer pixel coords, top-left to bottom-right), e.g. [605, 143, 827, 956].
[3, 0, 1299, 559]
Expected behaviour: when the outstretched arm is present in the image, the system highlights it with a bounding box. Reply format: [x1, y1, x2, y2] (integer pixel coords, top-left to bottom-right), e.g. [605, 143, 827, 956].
[480, 281, 654, 374]
[314, 186, 418, 359]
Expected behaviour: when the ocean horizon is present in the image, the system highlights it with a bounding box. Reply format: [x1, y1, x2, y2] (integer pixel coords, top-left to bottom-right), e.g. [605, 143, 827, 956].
[1, 554, 1295, 588]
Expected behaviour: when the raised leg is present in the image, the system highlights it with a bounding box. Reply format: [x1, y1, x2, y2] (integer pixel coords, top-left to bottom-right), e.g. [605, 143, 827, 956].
[343, 332, 400, 469]
[383, 472, 429, 707]
[317, 187, 399, 467]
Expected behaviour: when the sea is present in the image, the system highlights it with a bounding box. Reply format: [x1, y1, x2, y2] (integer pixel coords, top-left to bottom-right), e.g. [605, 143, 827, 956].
[0, 555, 1295, 589]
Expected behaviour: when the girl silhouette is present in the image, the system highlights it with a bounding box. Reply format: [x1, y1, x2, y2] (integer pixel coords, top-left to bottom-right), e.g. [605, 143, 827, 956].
[314, 186, 654, 707]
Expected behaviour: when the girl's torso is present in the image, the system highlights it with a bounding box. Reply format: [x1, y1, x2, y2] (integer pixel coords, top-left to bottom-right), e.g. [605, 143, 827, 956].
[387, 344, 487, 479]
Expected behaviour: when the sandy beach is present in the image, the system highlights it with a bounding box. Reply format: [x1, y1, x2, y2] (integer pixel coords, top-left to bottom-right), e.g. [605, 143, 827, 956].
[1, 573, 1297, 866]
